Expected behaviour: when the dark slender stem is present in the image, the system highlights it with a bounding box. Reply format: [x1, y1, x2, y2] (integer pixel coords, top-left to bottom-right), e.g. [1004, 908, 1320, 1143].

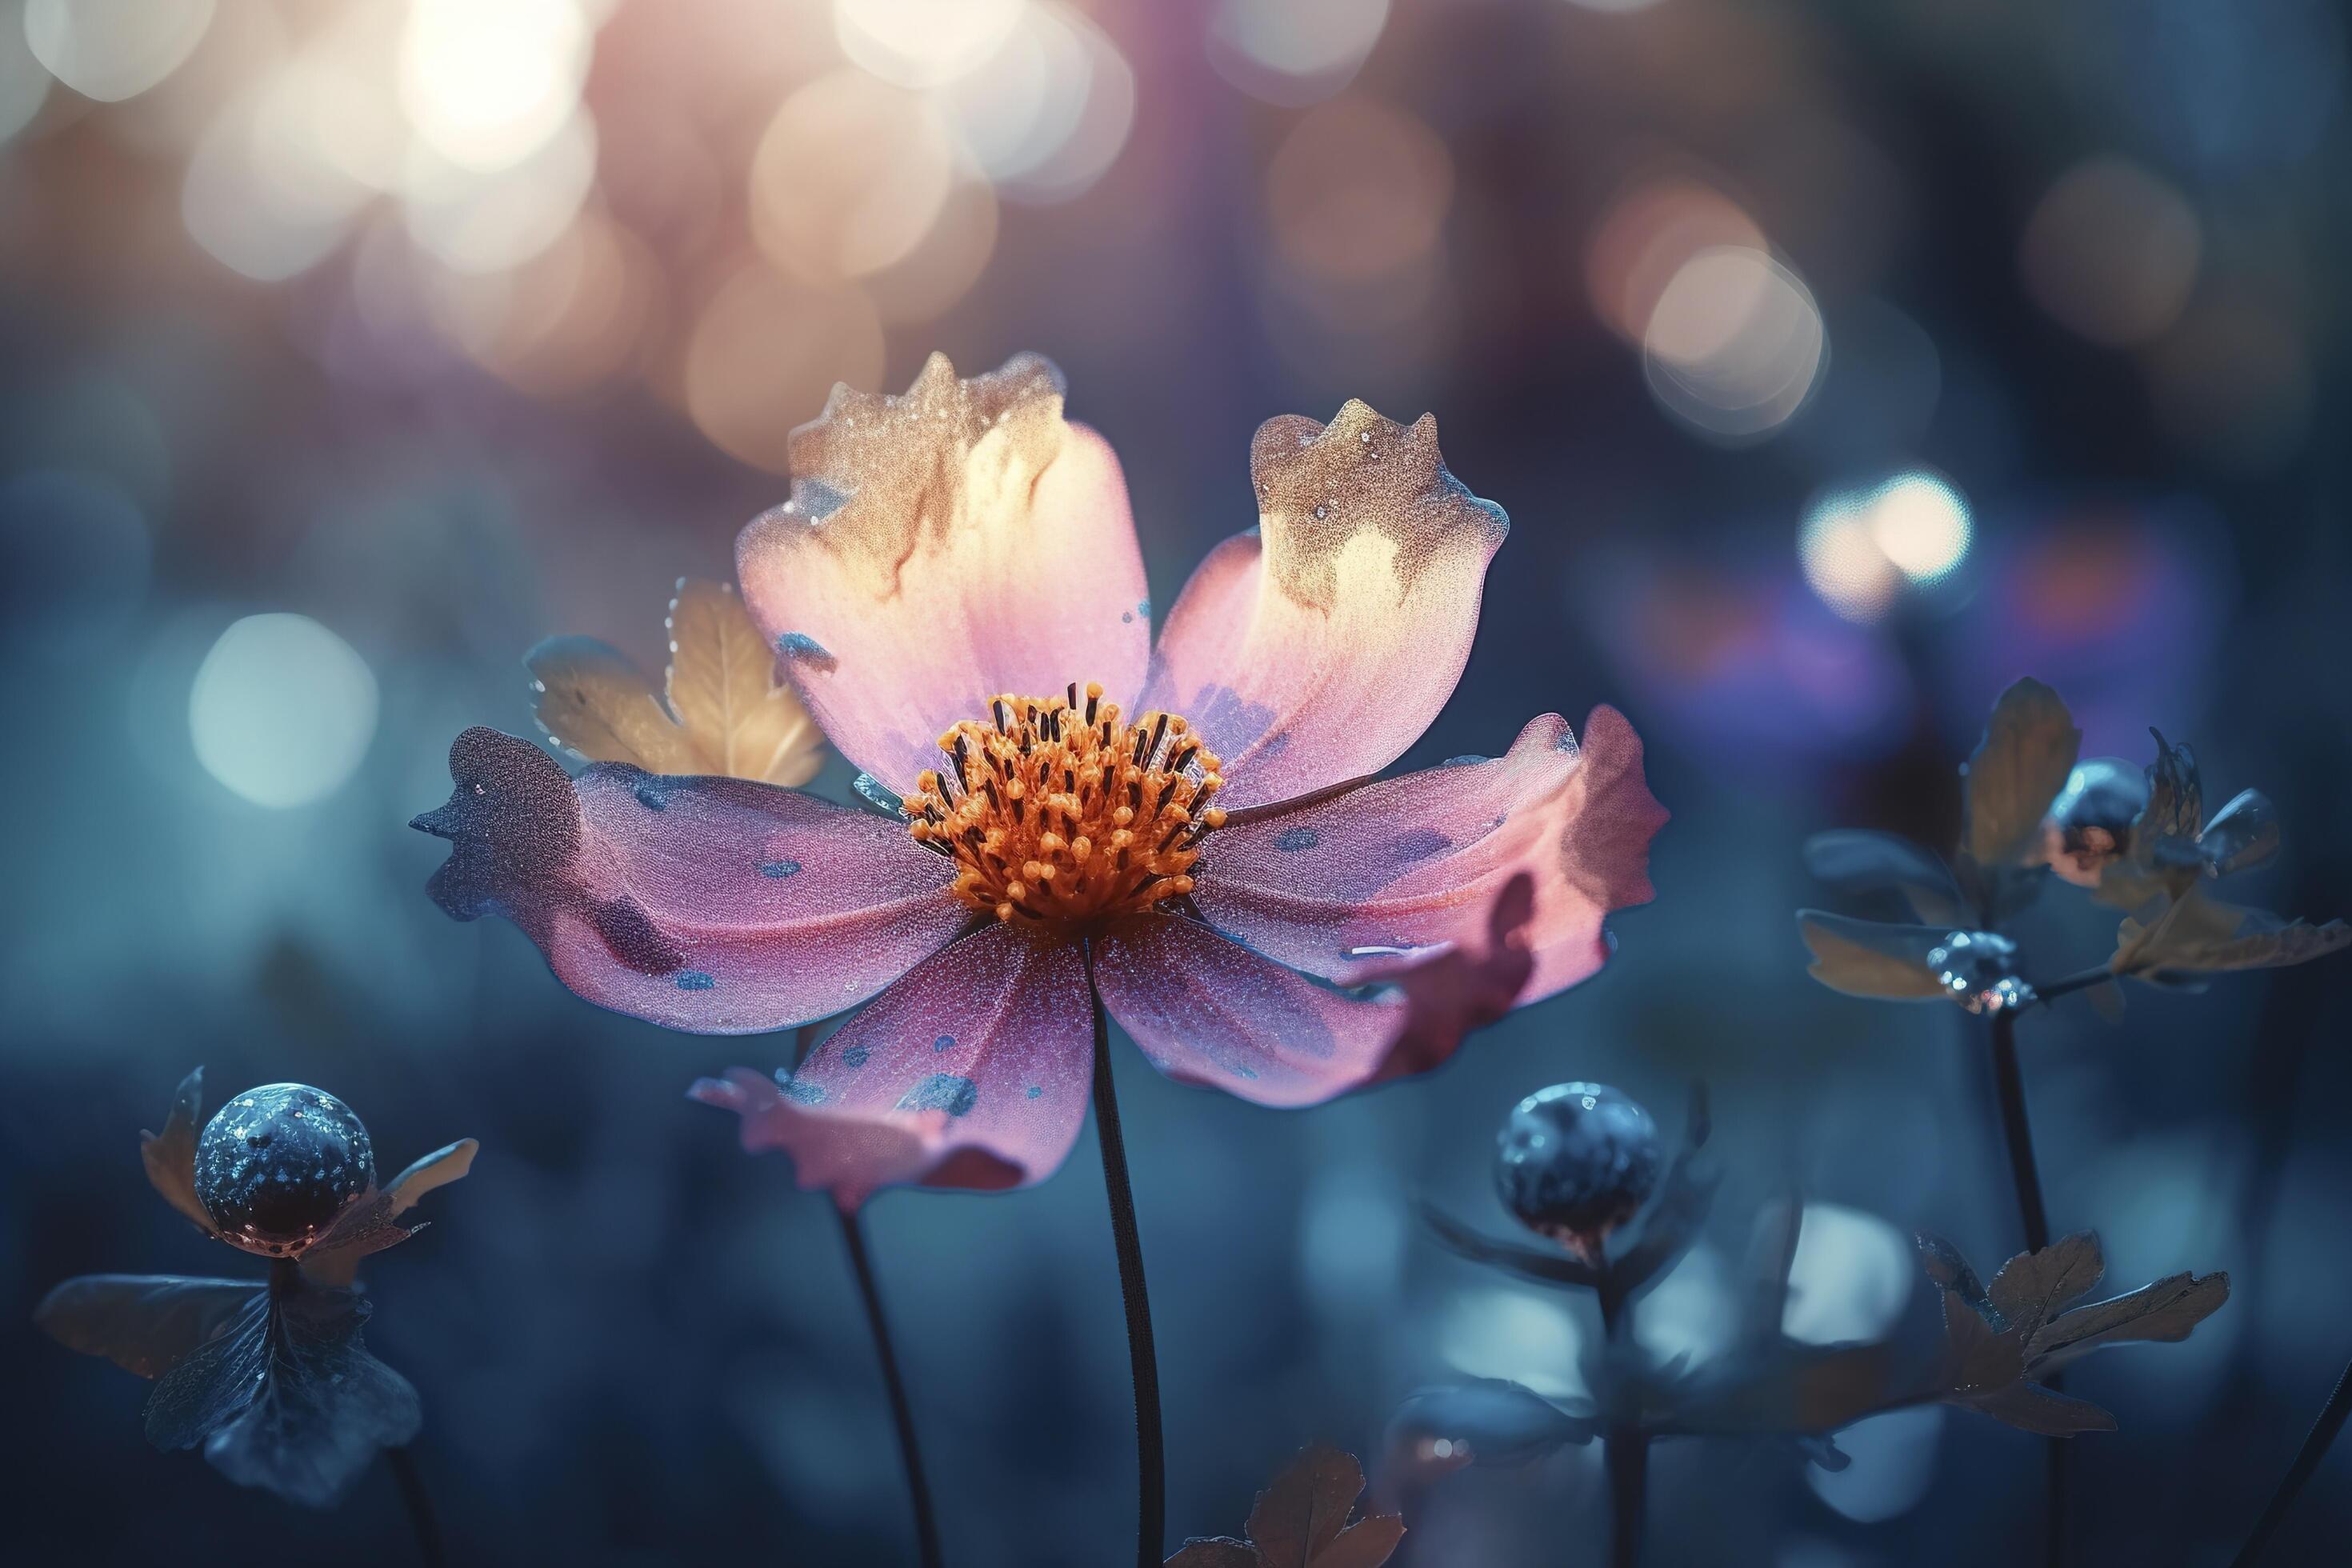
[1083, 940, 1165, 1568]
[2228, 1349, 2352, 1566]
[1595, 1267, 1646, 1568]
[1988, 1010, 2051, 1251]
[799, 1026, 942, 1568]
[1988, 1007, 2064, 1566]
[385, 1446, 447, 1568]
[2030, 966, 2119, 1008]
[837, 1206, 944, 1568]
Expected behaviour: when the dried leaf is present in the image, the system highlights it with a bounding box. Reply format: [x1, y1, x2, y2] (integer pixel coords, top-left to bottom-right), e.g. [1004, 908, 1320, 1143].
[1802, 830, 1962, 923]
[2141, 730, 2202, 841]
[2116, 890, 2351, 976]
[1913, 1232, 2227, 1438]
[1169, 1447, 1405, 1568]
[302, 1138, 478, 1287]
[145, 1271, 421, 1508]
[36, 1274, 259, 1380]
[666, 580, 826, 786]
[1418, 1202, 1600, 1290]
[383, 1138, 479, 1218]
[1795, 911, 1947, 1001]
[141, 1067, 214, 1236]
[526, 635, 703, 774]
[1166, 1542, 1261, 1568]
[1962, 678, 2081, 866]
[2029, 1270, 2233, 1372]
[529, 580, 826, 786]
[1613, 1084, 1718, 1294]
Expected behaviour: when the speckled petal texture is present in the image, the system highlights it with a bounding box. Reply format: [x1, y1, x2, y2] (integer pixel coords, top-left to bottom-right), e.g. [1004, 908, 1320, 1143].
[1196, 706, 1665, 1004]
[735, 352, 1152, 795]
[691, 921, 1094, 1209]
[412, 727, 966, 1033]
[1139, 402, 1510, 813]
[1090, 883, 1537, 1109]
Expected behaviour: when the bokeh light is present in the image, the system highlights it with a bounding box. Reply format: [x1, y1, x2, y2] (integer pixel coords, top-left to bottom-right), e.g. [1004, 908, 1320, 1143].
[402, 107, 599, 273]
[0, 2, 48, 145]
[187, 613, 379, 809]
[1782, 1204, 1913, 1345]
[22, 0, 214, 104]
[398, 0, 592, 172]
[1586, 176, 1766, 345]
[833, 0, 1026, 90]
[1210, 0, 1390, 106]
[1798, 469, 1970, 622]
[683, 263, 885, 474]
[2018, 156, 2202, 348]
[1806, 1407, 1943, 1522]
[1265, 94, 1452, 286]
[941, 1, 1132, 204]
[1643, 246, 1826, 441]
[751, 70, 958, 285]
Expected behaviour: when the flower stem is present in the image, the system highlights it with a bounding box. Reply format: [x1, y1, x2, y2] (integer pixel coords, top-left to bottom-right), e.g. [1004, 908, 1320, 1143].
[2030, 965, 2118, 1007]
[797, 1023, 944, 1568]
[1596, 1269, 1646, 1568]
[384, 1446, 447, 1568]
[1085, 943, 1165, 1567]
[1988, 1007, 2065, 1566]
[1987, 1010, 2051, 1251]
[2227, 1347, 2352, 1566]
[838, 1206, 945, 1568]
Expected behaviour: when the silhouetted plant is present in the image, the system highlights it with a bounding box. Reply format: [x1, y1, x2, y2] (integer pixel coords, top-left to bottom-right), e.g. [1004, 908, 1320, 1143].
[1399, 1080, 2230, 1567]
[37, 1068, 472, 1554]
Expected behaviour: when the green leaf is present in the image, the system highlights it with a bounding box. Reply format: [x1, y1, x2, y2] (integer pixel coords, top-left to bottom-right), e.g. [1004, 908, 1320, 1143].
[1796, 911, 1948, 1001]
[1963, 678, 2082, 866]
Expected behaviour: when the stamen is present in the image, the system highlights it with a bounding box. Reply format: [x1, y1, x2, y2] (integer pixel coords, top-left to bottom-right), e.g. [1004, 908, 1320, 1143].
[907, 685, 1226, 926]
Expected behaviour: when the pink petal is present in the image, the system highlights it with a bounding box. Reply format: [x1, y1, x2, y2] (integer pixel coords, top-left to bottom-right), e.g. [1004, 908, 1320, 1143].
[690, 922, 1093, 1209]
[413, 727, 966, 1033]
[735, 353, 1151, 794]
[1139, 402, 1508, 812]
[1090, 893, 1536, 1110]
[1194, 706, 1666, 1003]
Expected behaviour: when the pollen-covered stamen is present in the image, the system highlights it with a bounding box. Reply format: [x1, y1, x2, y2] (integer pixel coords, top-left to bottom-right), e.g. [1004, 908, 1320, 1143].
[906, 682, 1227, 924]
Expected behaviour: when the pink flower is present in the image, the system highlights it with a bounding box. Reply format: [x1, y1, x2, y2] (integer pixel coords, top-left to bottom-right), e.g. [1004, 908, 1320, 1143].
[414, 354, 1666, 1208]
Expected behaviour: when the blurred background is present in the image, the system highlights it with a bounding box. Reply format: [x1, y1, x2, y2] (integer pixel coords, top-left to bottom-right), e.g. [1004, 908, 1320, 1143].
[3, 0, 2349, 1562]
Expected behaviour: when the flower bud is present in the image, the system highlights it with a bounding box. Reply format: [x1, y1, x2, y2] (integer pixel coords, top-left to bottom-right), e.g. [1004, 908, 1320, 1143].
[1926, 930, 2033, 1014]
[1493, 1082, 1661, 1261]
[194, 1083, 375, 1257]
[2042, 758, 2149, 887]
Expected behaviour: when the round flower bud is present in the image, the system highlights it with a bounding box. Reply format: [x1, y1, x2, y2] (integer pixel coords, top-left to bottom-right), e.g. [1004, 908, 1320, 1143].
[2042, 758, 2149, 887]
[194, 1083, 375, 1257]
[1926, 930, 2034, 1014]
[1493, 1082, 1662, 1261]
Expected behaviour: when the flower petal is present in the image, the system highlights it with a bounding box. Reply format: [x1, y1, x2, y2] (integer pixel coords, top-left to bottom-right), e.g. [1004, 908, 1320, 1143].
[412, 727, 966, 1033]
[734, 352, 1150, 794]
[690, 922, 1093, 1208]
[1139, 401, 1508, 811]
[1192, 708, 1663, 1003]
[1090, 893, 1534, 1110]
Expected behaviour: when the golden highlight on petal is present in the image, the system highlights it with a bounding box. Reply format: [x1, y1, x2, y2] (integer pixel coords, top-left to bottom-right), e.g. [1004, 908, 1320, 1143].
[906, 682, 1226, 925]
[773, 350, 1070, 599]
[1247, 398, 1507, 610]
[528, 579, 826, 786]
[735, 350, 1150, 794]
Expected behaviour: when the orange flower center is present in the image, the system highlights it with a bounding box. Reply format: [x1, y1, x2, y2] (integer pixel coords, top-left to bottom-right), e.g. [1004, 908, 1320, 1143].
[906, 682, 1227, 926]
